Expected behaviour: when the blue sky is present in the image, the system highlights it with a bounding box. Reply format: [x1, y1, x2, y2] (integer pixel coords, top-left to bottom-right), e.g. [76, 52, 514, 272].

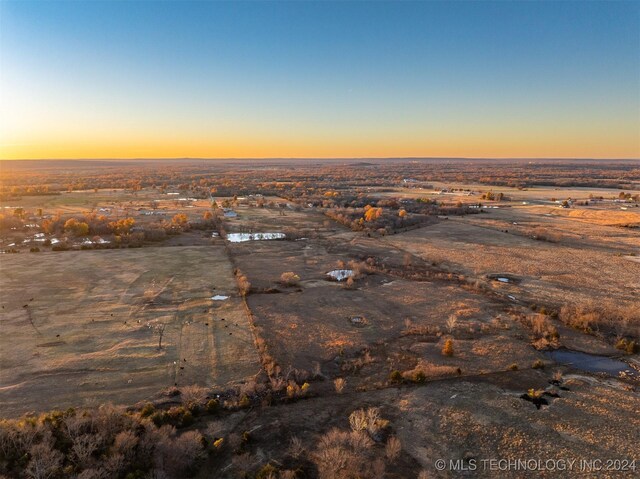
[1, 0, 638, 159]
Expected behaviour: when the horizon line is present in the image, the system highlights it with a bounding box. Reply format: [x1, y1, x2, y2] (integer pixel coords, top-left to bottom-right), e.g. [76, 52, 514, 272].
[2, 156, 639, 162]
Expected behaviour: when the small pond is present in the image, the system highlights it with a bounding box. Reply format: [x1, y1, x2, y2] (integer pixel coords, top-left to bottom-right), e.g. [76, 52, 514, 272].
[326, 270, 354, 281]
[226, 232, 286, 242]
[545, 349, 639, 380]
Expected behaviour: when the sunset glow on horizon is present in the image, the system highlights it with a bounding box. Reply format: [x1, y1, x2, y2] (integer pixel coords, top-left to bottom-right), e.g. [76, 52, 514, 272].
[1, 1, 639, 160]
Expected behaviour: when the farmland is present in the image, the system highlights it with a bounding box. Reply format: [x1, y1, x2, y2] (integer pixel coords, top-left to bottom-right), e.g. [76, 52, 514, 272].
[0, 158, 639, 478]
[0, 246, 260, 415]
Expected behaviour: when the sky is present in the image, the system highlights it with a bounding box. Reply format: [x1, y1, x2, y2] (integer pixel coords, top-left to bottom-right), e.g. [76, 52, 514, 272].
[0, 0, 638, 160]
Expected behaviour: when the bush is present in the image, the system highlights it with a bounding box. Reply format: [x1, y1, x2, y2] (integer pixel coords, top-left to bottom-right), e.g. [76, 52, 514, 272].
[235, 269, 251, 296]
[530, 314, 559, 341]
[280, 271, 300, 286]
[180, 385, 208, 411]
[615, 338, 638, 354]
[256, 463, 279, 479]
[151, 411, 169, 427]
[139, 403, 155, 418]
[532, 359, 545, 370]
[385, 436, 401, 462]
[442, 339, 454, 356]
[238, 395, 251, 408]
[206, 399, 220, 414]
[0, 403, 206, 479]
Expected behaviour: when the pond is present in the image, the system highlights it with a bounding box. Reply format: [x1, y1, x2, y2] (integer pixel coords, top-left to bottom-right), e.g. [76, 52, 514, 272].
[545, 349, 639, 380]
[226, 232, 286, 242]
[326, 269, 354, 281]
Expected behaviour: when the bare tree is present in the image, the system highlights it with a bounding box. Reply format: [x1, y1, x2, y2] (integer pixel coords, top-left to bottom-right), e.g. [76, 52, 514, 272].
[154, 323, 166, 349]
[180, 385, 208, 410]
[72, 433, 102, 468]
[25, 443, 63, 479]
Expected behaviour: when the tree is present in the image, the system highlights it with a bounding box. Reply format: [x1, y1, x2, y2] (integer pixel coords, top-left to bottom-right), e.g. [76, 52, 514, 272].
[25, 443, 63, 479]
[483, 191, 495, 201]
[172, 213, 189, 227]
[108, 217, 135, 235]
[64, 218, 90, 236]
[154, 323, 166, 349]
[364, 206, 382, 222]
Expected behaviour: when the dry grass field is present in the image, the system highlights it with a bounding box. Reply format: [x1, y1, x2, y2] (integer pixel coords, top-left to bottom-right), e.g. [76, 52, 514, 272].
[0, 246, 260, 416]
[384, 209, 640, 310]
[0, 160, 638, 478]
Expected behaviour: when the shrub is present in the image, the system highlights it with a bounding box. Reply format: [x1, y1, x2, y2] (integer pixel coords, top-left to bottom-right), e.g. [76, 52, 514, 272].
[156, 429, 206, 477]
[530, 314, 559, 341]
[313, 428, 371, 479]
[212, 437, 224, 449]
[616, 338, 638, 354]
[180, 384, 208, 411]
[26, 442, 64, 479]
[235, 269, 251, 296]
[238, 395, 251, 408]
[385, 436, 401, 462]
[206, 399, 220, 414]
[442, 339, 454, 356]
[348, 408, 388, 439]
[167, 406, 193, 427]
[532, 359, 545, 369]
[445, 315, 457, 333]
[389, 370, 402, 382]
[139, 403, 155, 418]
[334, 378, 347, 394]
[344, 276, 355, 289]
[289, 436, 304, 458]
[256, 463, 279, 479]
[151, 411, 169, 427]
[527, 388, 544, 399]
[280, 271, 300, 286]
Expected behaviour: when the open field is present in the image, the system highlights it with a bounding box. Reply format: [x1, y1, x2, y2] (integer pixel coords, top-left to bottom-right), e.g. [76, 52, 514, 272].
[0, 158, 638, 478]
[384, 213, 640, 309]
[0, 246, 260, 415]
